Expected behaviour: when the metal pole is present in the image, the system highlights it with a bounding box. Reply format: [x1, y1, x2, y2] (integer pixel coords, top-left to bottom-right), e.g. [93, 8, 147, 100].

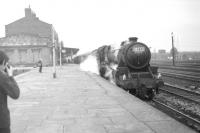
[171, 32, 175, 66]
[52, 25, 56, 78]
[59, 42, 62, 67]
[71, 49, 73, 63]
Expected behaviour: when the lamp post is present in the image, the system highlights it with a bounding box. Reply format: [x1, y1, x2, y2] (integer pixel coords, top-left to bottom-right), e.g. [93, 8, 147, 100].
[70, 49, 73, 63]
[52, 25, 56, 78]
[171, 32, 175, 66]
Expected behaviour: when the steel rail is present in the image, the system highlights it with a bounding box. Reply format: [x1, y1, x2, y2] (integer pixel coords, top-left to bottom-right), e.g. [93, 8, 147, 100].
[151, 65, 200, 73]
[164, 83, 200, 95]
[159, 83, 200, 104]
[161, 72, 200, 82]
[160, 69, 200, 77]
[152, 99, 200, 131]
[159, 88, 200, 105]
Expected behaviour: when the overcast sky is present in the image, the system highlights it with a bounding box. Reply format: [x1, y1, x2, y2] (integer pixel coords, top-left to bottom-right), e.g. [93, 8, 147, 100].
[0, 0, 200, 53]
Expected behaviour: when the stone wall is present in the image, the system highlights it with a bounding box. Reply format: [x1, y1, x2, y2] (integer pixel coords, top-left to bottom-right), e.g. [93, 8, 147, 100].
[0, 35, 53, 66]
[1, 47, 52, 66]
[0, 35, 50, 46]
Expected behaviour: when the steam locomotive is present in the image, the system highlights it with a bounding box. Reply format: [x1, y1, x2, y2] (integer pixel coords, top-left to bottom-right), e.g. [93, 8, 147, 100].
[95, 37, 164, 99]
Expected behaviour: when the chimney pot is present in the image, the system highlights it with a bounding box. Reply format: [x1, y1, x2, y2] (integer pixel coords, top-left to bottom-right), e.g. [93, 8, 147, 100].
[129, 37, 138, 42]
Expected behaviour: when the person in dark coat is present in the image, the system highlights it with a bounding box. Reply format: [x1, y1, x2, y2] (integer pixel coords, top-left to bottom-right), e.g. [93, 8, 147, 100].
[0, 50, 20, 133]
[37, 59, 43, 73]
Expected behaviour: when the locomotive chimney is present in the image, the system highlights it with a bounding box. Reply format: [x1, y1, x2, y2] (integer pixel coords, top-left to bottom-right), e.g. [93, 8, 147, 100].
[129, 37, 138, 42]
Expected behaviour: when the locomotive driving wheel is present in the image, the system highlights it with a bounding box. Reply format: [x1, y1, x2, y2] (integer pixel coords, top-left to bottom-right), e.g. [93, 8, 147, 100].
[136, 86, 146, 99]
[136, 85, 155, 100]
[147, 89, 156, 100]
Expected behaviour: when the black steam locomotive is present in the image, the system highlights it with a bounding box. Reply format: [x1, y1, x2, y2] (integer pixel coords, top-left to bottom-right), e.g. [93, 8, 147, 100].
[96, 37, 164, 99]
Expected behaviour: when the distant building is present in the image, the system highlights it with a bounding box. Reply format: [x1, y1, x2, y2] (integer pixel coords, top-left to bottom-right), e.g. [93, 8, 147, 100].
[158, 49, 166, 54]
[0, 7, 59, 66]
[177, 52, 200, 61]
[151, 50, 200, 63]
[62, 47, 79, 63]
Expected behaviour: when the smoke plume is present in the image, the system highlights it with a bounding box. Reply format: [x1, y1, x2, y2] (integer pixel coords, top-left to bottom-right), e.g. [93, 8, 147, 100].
[80, 55, 99, 75]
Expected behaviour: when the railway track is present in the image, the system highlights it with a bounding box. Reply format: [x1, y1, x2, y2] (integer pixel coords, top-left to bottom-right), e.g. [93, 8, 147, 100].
[159, 83, 200, 104]
[152, 99, 200, 131]
[153, 65, 200, 85]
[158, 66, 200, 73]
[160, 69, 200, 76]
[155, 83, 200, 131]
[151, 62, 200, 69]
[151, 63, 200, 75]
[151, 65, 200, 131]
[160, 72, 200, 85]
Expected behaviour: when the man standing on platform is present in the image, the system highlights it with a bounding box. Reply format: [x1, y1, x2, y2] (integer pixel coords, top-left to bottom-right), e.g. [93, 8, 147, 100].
[0, 51, 20, 133]
[37, 59, 43, 73]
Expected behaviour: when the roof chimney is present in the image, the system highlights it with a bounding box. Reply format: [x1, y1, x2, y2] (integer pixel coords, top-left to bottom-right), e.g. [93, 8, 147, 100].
[128, 37, 138, 42]
[25, 6, 37, 18]
[25, 7, 31, 17]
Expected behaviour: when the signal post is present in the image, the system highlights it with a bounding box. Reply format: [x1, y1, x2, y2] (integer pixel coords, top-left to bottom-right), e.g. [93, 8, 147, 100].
[52, 25, 56, 78]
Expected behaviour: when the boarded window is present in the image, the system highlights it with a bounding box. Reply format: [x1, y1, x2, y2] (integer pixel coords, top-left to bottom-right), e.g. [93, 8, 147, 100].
[31, 49, 41, 63]
[19, 49, 27, 63]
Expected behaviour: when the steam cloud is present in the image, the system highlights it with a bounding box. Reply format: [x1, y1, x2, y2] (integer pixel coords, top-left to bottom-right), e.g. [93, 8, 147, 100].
[80, 55, 99, 75]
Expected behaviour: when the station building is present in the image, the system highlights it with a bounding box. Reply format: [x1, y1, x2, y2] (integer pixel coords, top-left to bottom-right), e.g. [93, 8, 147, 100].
[62, 47, 79, 63]
[0, 7, 59, 66]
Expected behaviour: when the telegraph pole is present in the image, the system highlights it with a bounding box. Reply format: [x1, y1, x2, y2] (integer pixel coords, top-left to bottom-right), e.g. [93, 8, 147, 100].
[59, 41, 62, 67]
[171, 32, 175, 66]
[52, 25, 56, 78]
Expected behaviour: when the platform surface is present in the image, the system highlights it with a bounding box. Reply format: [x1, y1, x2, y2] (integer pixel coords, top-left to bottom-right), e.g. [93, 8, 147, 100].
[8, 65, 197, 133]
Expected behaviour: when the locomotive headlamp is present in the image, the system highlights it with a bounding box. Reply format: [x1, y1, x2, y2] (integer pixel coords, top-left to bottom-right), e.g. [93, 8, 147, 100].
[157, 73, 162, 79]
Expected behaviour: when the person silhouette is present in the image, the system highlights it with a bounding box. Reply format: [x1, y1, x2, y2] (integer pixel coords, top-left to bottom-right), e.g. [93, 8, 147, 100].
[0, 50, 20, 133]
[37, 59, 43, 73]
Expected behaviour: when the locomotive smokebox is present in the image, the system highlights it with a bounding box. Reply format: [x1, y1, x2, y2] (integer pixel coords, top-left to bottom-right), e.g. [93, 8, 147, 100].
[128, 37, 138, 42]
[117, 37, 151, 69]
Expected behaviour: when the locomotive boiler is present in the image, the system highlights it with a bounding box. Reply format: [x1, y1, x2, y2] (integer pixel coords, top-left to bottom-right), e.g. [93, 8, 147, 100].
[96, 37, 164, 99]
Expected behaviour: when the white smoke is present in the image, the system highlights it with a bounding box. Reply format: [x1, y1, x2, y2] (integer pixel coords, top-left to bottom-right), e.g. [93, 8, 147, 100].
[103, 65, 114, 84]
[79, 44, 120, 84]
[80, 55, 99, 75]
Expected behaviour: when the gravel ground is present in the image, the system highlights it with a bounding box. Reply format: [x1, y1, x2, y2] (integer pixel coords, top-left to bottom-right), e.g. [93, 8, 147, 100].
[156, 92, 200, 120]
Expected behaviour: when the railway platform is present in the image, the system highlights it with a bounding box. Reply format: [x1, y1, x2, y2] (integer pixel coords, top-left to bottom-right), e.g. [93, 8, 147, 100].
[9, 65, 196, 133]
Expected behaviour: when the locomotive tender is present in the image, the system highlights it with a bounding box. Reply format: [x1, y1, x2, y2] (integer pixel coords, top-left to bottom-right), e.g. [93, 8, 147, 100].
[96, 37, 164, 99]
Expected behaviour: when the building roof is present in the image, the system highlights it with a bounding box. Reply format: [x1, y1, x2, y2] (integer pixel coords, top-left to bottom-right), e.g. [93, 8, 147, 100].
[5, 7, 56, 40]
[62, 47, 79, 56]
[4, 7, 59, 47]
[6, 7, 51, 27]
